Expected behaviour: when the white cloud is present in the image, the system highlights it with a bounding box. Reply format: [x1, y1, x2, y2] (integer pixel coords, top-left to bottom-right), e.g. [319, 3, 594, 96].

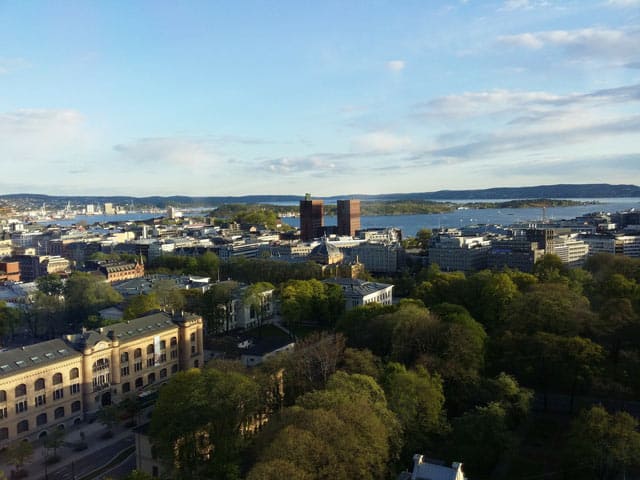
[0, 57, 30, 75]
[352, 131, 412, 153]
[417, 83, 640, 118]
[498, 27, 640, 61]
[114, 137, 222, 168]
[386, 60, 406, 72]
[262, 154, 350, 175]
[607, 0, 640, 6]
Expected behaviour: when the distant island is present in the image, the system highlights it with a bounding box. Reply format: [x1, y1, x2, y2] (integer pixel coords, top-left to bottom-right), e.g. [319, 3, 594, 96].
[0, 183, 637, 211]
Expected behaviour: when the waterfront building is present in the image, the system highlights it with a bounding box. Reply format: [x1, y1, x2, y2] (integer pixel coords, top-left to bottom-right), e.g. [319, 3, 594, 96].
[337, 199, 361, 237]
[0, 311, 203, 446]
[487, 237, 545, 273]
[299, 194, 324, 242]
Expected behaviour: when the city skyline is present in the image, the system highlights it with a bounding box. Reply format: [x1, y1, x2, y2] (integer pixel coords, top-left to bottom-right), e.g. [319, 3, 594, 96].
[0, 0, 638, 196]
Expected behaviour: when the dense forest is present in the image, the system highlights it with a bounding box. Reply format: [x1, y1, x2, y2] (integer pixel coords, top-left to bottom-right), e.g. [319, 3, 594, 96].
[140, 253, 640, 479]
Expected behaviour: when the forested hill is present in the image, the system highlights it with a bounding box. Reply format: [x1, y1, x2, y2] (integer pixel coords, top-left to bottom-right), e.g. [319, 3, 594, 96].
[1, 183, 638, 208]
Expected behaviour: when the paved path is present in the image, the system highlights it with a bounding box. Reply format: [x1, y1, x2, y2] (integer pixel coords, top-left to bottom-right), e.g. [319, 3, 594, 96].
[1, 420, 136, 480]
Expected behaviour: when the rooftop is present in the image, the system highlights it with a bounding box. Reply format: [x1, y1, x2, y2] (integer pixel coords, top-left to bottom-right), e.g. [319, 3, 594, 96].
[0, 338, 81, 379]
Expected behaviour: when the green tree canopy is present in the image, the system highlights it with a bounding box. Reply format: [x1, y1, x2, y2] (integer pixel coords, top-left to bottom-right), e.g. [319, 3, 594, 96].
[566, 405, 640, 480]
[123, 293, 160, 320]
[150, 368, 262, 480]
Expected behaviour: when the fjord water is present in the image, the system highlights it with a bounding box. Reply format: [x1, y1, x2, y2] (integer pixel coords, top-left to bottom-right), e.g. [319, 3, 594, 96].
[283, 198, 640, 237]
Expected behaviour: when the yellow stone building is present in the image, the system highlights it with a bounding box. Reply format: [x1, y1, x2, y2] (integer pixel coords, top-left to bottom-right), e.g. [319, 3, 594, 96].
[0, 311, 203, 446]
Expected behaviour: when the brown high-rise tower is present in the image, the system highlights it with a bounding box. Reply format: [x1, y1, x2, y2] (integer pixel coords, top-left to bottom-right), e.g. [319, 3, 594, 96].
[337, 199, 361, 237]
[300, 193, 324, 241]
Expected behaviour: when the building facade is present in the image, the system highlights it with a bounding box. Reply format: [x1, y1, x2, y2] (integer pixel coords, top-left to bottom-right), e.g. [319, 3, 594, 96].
[0, 311, 203, 446]
[336, 199, 361, 237]
[299, 194, 324, 242]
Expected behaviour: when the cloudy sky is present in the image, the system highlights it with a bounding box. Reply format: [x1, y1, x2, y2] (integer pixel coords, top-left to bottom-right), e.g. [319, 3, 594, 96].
[0, 0, 638, 196]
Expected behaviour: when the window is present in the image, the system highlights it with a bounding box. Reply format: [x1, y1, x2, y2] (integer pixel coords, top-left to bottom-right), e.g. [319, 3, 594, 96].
[146, 358, 155, 368]
[70, 368, 79, 380]
[194, 360, 199, 368]
[70, 383, 80, 395]
[71, 401, 81, 413]
[170, 350, 178, 359]
[53, 388, 64, 400]
[17, 420, 28, 433]
[122, 382, 131, 394]
[160, 368, 167, 379]
[54, 407, 65, 419]
[148, 373, 156, 384]
[191, 345, 196, 354]
[190, 332, 196, 342]
[159, 353, 167, 363]
[121, 352, 129, 363]
[15, 400, 27, 414]
[0, 428, 8, 440]
[93, 358, 109, 372]
[134, 361, 143, 372]
[171, 364, 178, 374]
[170, 337, 177, 346]
[52, 372, 63, 385]
[36, 413, 47, 426]
[159, 340, 166, 350]
[15, 384, 26, 397]
[35, 394, 46, 407]
[135, 377, 143, 388]
[134, 348, 142, 359]
[35, 378, 45, 390]
[0, 407, 6, 419]
[0, 390, 5, 402]
[121, 366, 130, 377]
[147, 344, 154, 355]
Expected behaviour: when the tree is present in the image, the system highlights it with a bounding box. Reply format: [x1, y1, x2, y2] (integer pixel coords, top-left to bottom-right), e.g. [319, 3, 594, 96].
[246, 459, 312, 480]
[123, 293, 161, 320]
[278, 332, 346, 402]
[36, 274, 64, 297]
[97, 404, 119, 438]
[280, 279, 344, 330]
[64, 272, 123, 328]
[2, 439, 33, 476]
[533, 253, 567, 282]
[201, 281, 239, 335]
[44, 427, 65, 462]
[503, 282, 594, 336]
[340, 348, 382, 380]
[152, 278, 186, 312]
[335, 303, 397, 357]
[566, 405, 640, 480]
[450, 402, 512, 477]
[382, 363, 448, 461]
[0, 301, 20, 345]
[150, 368, 262, 480]
[243, 282, 275, 329]
[250, 372, 400, 480]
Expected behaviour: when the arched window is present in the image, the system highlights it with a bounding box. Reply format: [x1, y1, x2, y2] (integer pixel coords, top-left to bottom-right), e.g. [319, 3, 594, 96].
[160, 368, 167, 379]
[170, 337, 177, 346]
[148, 373, 156, 384]
[52, 373, 63, 385]
[17, 420, 28, 433]
[134, 348, 142, 359]
[0, 428, 8, 440]
[146, 344, 154, 355]
[0, 390, 5, 402]
[71, 401, 81, 413]
[171, 364, 178, 374]
[69, 368, 79, 380]
[15, 384, 26, 397]
[121, 352, 129, 363]
[54, 407, 65, 419]
[35, 378, 45, 391]
[135, 377, 143, 388]
[190, 332, 196, 342]
[36, 413, 47, 426]
[159, 340, 166, 350]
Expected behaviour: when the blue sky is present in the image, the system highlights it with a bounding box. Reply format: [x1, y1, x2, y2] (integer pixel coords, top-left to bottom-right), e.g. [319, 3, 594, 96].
[0, 0, 638, 196]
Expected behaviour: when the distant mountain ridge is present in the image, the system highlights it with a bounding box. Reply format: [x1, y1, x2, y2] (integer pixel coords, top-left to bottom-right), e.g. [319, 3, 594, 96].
[1, 183, 639, 207]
